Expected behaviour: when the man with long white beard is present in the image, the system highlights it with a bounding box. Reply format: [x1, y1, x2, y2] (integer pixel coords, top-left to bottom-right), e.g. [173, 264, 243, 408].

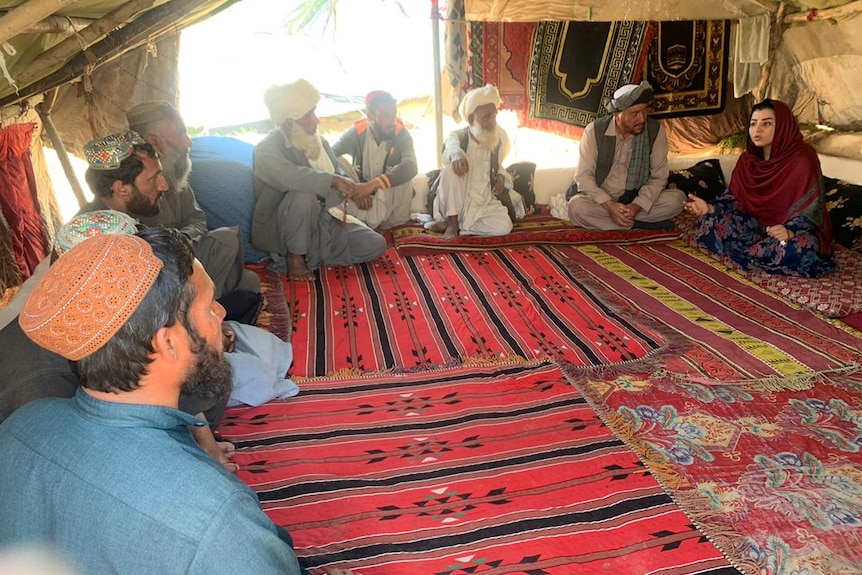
[126, 101, 261, 302]
[252, 79, 387, 281]
[427, 84, 515, 239]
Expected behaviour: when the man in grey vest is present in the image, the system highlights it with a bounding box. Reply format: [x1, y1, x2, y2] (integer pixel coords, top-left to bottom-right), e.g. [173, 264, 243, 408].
[567, 81, 684, 230]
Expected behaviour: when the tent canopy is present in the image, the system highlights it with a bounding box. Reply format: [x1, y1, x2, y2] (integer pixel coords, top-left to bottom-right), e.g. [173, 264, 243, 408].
[0, 0, 860, 151]
[464, 0, 852, 22]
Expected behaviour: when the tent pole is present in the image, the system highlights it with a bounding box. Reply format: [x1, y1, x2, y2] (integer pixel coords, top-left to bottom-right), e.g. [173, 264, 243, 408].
[36, 94, 87, 208]
[431, 0, 443, 168]
[0, 0, 78, 46]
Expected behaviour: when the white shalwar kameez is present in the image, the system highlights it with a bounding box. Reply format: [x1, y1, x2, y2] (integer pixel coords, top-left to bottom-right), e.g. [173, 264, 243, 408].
[433, 130, 513, 237]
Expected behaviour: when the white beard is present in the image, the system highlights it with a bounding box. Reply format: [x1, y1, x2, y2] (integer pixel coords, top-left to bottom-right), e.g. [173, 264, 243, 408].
[289, 124, 323, 160]
[469, 124, 500, 151]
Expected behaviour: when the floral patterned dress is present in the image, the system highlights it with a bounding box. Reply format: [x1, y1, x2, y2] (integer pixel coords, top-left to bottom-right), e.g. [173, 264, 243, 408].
[695, 191, 837, 278]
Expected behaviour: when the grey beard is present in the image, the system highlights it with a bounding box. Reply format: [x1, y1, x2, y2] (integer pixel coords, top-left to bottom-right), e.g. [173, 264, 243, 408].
[159, 146, 192, 191]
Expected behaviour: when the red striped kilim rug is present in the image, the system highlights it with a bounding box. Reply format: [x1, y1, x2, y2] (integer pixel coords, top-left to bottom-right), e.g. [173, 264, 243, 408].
[222, 360, 738, 575]
[391, 214, 677, 255]
[253, 245, 674, 379]
[557, 241, 862, 575]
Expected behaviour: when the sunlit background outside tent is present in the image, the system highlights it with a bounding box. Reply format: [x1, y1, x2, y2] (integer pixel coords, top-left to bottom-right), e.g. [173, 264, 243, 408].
[48, 0, 577, 222]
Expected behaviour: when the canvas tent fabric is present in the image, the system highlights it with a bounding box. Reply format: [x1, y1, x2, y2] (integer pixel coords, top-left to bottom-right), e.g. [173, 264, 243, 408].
[1, 0, 862, 294]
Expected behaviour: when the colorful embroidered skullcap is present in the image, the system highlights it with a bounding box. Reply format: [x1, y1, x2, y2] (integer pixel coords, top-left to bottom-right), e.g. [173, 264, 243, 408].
[83, 130, 144, 170]
[19, 234, 162, 361]
[55, 210, 139, 256]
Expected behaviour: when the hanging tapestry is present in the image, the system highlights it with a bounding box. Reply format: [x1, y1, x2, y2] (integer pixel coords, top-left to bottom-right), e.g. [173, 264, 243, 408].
[644, 20, 731, 118]
[0, 123, 50, 281]
[527, 20, 652, 129]
[469, 21, 535, 112]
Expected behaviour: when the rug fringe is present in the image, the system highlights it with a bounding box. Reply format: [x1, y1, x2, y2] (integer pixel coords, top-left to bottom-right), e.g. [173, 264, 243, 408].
[655, 363, 861, 393]
[294, 356, 552, 382]
[558, 364, 692, 490]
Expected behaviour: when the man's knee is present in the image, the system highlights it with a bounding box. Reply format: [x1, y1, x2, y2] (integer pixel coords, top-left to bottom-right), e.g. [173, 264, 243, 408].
[354, 230, 387, 262]
[567, 195, 600, 224]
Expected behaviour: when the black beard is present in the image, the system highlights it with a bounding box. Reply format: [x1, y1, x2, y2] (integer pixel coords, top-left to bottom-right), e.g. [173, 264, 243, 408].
[127, 188, 160, 217]
[180, 337, 234, 405]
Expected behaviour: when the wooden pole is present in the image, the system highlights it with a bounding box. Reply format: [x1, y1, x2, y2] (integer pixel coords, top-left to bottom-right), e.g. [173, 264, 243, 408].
[754, 2, 787, 101]
[783, 0, 862, 23]
[0, 0, 79, 46]
[0, 12, 93, 34]
[431, 0, 444, 168]
[15, 0, 159, 89]
[36, 92, 88, 208]
[0, 0, 221, 108]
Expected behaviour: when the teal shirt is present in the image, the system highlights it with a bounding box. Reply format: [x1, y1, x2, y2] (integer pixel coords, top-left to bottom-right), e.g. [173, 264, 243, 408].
[0, 390, 302, 575]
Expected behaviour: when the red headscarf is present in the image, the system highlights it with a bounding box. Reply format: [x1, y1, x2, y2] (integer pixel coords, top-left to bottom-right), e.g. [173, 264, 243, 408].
[730, 99, 832, 255]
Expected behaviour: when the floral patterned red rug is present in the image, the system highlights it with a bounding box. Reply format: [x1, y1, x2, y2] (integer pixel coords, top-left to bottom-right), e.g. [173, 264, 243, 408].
[559, 241, 862, 575]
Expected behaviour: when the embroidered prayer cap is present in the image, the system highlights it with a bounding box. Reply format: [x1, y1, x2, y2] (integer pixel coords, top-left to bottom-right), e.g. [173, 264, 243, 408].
[458, 84, 502, 122]
[54, 210, 139, 256]
[606, 81, 654, 113]
[365, 90, 396, 110]
[84, 130, 144, 170]
[19, 234, 162, 361]
[126, 101, 180, 131]
[264, 79, 321, 126]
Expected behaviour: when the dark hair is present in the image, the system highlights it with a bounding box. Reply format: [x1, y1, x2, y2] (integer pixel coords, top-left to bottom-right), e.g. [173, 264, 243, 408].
[751, 98, 775, 116]
[72, 227, 196, 392]
[84, 142, 158, 198]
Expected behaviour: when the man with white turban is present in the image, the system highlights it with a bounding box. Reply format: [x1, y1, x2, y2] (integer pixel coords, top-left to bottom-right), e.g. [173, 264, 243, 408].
[426, 84, 515, 239]
[567, 81, 685, 230]
[252, 79, 387, 280]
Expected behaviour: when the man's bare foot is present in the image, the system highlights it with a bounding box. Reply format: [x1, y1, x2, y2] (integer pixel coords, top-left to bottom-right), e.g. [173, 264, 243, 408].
[443, 224, 460, 240]
[427, 221, 447, 233]
[287, 253, 315, 281]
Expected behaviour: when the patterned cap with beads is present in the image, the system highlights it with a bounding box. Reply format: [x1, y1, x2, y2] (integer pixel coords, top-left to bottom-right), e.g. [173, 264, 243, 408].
[83, 130, 144, 170]
[55, 210, 139, 256]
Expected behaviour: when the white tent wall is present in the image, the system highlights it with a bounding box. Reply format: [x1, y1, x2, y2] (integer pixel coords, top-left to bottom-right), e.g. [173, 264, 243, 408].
[48, 34, 181, 159]
[770, 15, 862, 129]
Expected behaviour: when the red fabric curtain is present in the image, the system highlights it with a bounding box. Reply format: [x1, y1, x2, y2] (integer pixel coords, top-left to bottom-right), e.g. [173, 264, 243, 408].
[0, 123, 50, 280]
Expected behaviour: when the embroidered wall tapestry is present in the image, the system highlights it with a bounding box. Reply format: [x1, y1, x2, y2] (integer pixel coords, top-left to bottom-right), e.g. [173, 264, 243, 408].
[469, 21, 535, 113]
[644, 20, 731, 118]
[527, 20, 652, 129]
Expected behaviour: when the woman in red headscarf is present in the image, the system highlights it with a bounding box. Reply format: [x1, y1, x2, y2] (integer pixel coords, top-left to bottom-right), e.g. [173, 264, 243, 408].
[684, 99, 835, 277]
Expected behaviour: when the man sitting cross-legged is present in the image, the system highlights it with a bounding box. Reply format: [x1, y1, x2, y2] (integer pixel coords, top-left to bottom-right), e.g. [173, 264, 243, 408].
[252, 78, 386, 280]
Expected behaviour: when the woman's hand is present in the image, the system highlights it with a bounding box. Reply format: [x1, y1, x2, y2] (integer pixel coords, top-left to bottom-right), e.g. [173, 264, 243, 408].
[683, 194, 712, 217]
[766, 224, 794, 243]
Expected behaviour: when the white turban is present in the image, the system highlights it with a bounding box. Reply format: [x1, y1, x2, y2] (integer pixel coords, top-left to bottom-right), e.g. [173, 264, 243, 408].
[458, 84, 502, 122]
[264, 79, 321, 126]
[605, 81, 654, 113]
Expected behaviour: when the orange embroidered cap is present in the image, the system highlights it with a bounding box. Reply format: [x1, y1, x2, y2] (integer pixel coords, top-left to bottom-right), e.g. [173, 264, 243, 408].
[19, 234, 163, 360]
